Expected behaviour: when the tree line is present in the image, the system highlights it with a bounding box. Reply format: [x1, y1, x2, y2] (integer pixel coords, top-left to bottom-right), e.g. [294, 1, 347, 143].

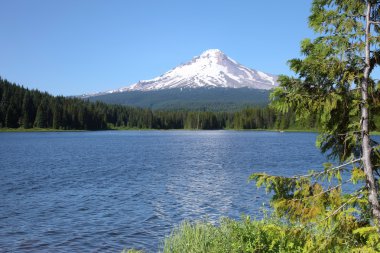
[0, 77, 306, 131]
[0, 77, 376, 131]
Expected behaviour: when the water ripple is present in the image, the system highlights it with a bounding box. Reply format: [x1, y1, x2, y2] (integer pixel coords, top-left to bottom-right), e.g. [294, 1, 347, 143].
[1, 131, 370, 252]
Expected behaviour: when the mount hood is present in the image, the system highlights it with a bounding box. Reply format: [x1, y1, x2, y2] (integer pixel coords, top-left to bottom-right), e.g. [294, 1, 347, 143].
[104, 49, 278, 93]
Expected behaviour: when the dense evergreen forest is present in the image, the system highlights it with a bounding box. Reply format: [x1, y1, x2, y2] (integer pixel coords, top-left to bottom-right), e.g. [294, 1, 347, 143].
[86, 87, 271, 111]
[1, 77, 377, 131]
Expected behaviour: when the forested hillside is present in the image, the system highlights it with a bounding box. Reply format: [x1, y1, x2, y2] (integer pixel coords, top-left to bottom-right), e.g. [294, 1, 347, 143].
[86, 87, 271, 111]
[2, 77, 377, 131]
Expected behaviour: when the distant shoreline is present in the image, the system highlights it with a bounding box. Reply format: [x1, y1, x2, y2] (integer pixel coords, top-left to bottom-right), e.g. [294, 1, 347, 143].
[0, 128, 86, 132]
[1, 127, 379, 135]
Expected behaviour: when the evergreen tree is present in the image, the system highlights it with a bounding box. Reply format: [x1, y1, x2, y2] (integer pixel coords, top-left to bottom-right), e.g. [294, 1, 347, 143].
[0, 83, 9, 127]
[5, 104, 18, 128]
[22, 91, 34, 128]
[34, 98, 49, 128]
[251, 0, 380, 243]
[52, 100, 63, 129]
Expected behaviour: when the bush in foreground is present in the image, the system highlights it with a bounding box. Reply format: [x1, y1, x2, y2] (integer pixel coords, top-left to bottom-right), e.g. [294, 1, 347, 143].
[162, 217, 306, 253]
[163, 218, 380, 253]
[125, 216, 380, 252]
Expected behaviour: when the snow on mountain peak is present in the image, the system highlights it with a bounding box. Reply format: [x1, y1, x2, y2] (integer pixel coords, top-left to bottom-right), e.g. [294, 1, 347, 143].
[200, 49, 224, 57]
[106, 49, 278, 93]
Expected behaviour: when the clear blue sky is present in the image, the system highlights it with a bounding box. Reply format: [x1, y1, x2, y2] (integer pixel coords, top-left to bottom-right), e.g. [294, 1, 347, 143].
[0, 0, 314, 96]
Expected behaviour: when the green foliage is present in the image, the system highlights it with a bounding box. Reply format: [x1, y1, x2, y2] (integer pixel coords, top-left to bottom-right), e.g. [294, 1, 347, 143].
[141, 216, 380, 253]
[162, 218, 307, 253]
[127, 215, 380, 252]
[270, 0, 380, 161]
[0, 78, 108, 130]
[251, 167, 371, 222]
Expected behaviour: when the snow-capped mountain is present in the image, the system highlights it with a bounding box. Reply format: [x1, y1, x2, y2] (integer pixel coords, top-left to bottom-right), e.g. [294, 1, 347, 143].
[104, 49, 278, 94]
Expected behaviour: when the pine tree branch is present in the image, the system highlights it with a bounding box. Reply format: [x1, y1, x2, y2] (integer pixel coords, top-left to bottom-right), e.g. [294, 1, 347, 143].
[291, 158, 362, 179]
[291, 178, 353, 201]
[319, 189, 364, 223]
[336, 131, 362, 136]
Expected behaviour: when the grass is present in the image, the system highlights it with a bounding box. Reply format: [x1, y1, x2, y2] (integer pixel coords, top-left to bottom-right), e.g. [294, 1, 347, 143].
[160, 218, 308, 253]
[124, 216, 380, 253]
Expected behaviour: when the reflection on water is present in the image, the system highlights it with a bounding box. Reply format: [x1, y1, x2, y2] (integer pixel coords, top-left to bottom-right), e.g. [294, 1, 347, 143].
[0, 130, 355, 252]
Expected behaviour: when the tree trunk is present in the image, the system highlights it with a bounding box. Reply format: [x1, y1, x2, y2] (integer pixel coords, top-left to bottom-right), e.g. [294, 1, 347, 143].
[363, 1, 380, 225]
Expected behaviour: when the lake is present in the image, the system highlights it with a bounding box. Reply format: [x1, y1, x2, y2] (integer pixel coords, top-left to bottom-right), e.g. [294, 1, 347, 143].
[0, 130, 344, 252]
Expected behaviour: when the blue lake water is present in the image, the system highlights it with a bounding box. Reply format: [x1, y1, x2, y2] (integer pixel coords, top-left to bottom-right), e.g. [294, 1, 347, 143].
[0, 130, 364, 252]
